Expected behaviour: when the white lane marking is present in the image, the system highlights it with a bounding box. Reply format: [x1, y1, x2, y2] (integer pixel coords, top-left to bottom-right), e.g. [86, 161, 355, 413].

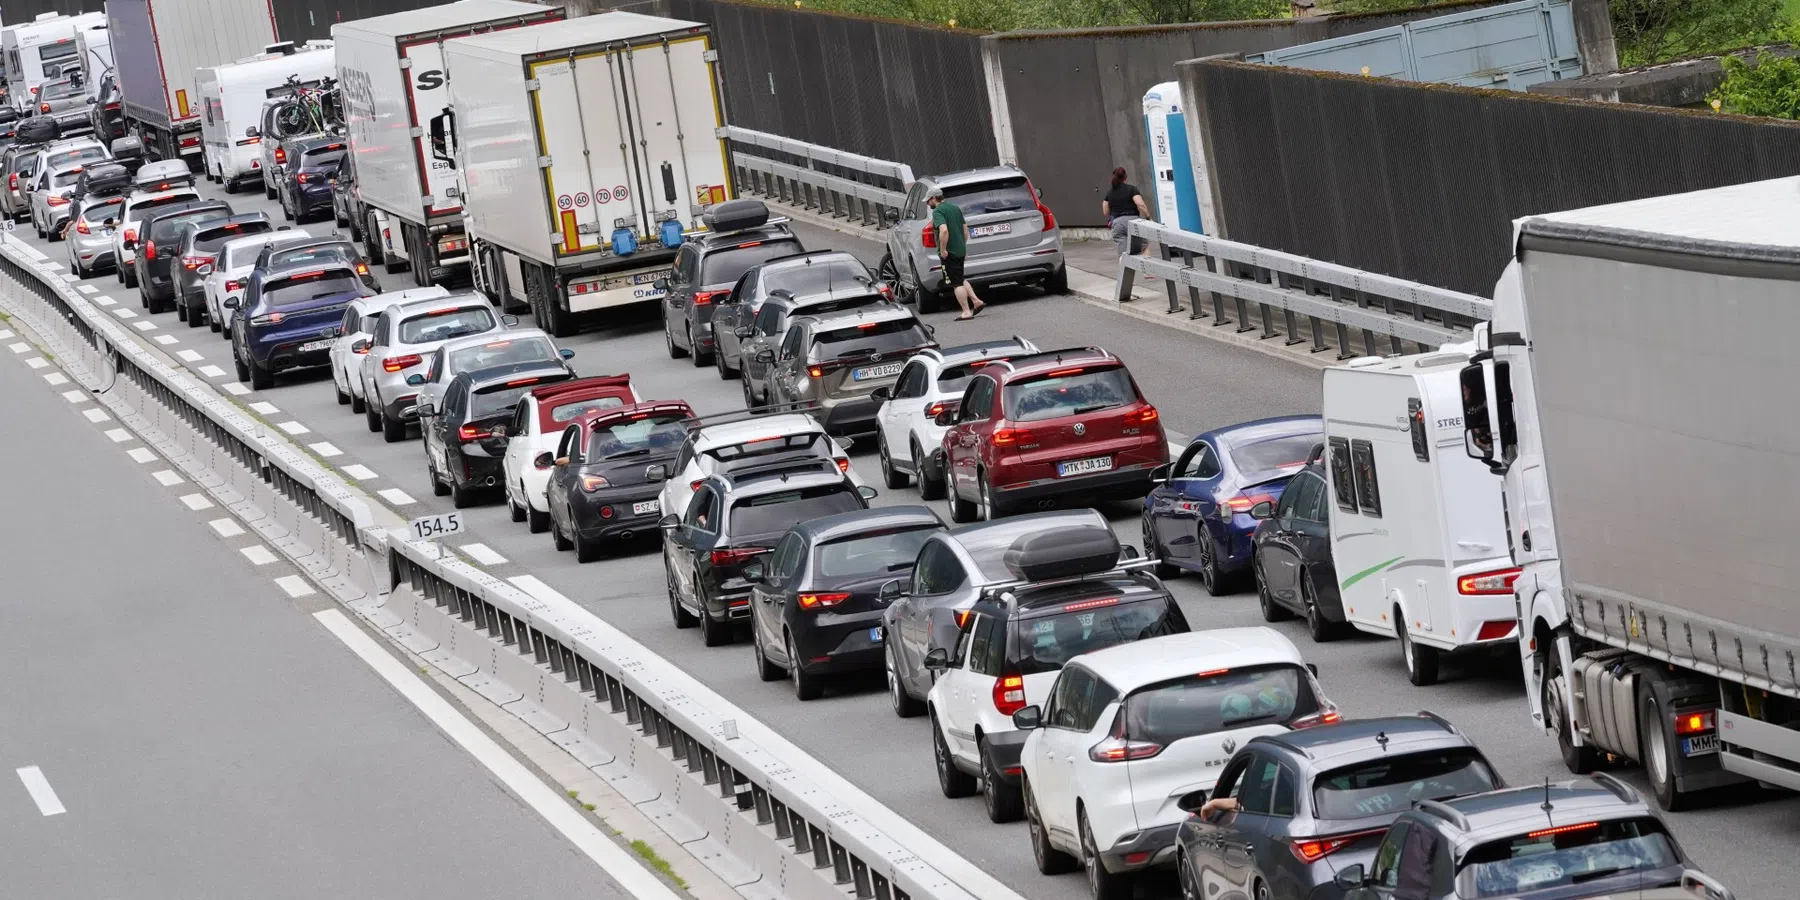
[151, 470, 183, 487]
[81, 408, 110, 423]
[127, 448, 157, 464]
[153, 334, 178, 345]
[176, 349, 203, 362]
[198, 365, 226, 378]
[42, 372, 67, 386]
[104, 428, 131, 443]
[0, 329, 10, 339]
[112, 308, 136, 319]
[240, 545, 277, 566]
[93, 296, 115, 306]
[222, 383, 250, 396]
[311, 609, 684, 900]
[76, 284, 97, 295]
[509, 574, 554, 596]
[248, 401, 279, 415]
[15, 766, 65, 817]
[274, 575, 315, 598]
[461, 543, 508, 566]
[42, 261, 61, 269]
[8, 342, 27, 353]
[276, 421, 309, 436]
[208, 518, 245, 538]
[24, 357, 48, 369]
[376, 488, 414, 505]
[341, 464, 378, 481]
[60, 273, 80, 283]
[308, 441, 341, 458]
[179, 493, 214, 511]
[133, 321, 157, 332]
[61, 389, 88, 404]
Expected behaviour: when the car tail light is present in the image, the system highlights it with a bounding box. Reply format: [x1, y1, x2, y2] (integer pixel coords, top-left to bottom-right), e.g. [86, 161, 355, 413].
[248, 312, 284, 326]
[237, 136, 261, 146]
[457, 425, 491, 442]
[1031, 182, 1057, 231]
[274, 147, 286, 164]
[181, 254, 207, 270]
[1474, 620, 1517, 641]
[1225, 494, 1277, 514]
[693, 290, 725, 306]
[1123, 405, 1159, 427]
[710, 546, 763, 567]
[835, 457, 849, 473]
[47, 195, 68, 207]
[921, 222, 936, 249]
[382, 354, 422, 373]
[144, 240, 157, 260]
[123, 228, 136, 243]
[689, 479, 703, 490]
[354, 262, 369, 276]
[992, 428, 1035, 447]
[925, 401, 949, 418]
[797, 592, 850, 610]
[74, 220, 88, 234]
[39, 103, 50, 113]
[580, 474, 611, 492]
[993, 672, 1027, 716]
[106, 102, 121, 111]
[1291, 707, 1342, 729]
[1674, 710, 1716, 735]
[808, 365, 824, 379]
[1088, 711, 1160, 762]
[8, 174, 15, 190]
[225, 280, 243, 293]
[953, 609, 975, 629]
[1458, 567, 1522, 595]
[297, 173, 310, 184]
[1290, 829, 1386, 864]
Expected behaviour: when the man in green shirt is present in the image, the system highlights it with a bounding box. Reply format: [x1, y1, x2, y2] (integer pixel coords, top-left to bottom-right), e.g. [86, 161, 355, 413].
[927, 186, 984, 319]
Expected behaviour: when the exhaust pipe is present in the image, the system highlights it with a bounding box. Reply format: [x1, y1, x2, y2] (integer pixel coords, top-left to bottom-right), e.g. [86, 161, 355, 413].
[617, 530, 633, 542]
[1036, 499, 1056, 509]
[483, 476, 497, 487]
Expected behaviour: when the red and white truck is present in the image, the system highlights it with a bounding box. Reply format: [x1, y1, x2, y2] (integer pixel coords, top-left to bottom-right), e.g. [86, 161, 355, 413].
[107, 0, 279, 162]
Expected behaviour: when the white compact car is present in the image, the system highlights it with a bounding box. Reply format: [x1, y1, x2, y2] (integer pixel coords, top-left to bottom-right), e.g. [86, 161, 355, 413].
[1015, 628, 1336, 897]
[202, 231, 315, 338]
[113, 185, 201, 287]
[328, 291, 447, 410]
[873, 336, 1037, 499]
[500, 374, 642, 532]
[657, 412, 859, 522]
[357, 293, 514, 443]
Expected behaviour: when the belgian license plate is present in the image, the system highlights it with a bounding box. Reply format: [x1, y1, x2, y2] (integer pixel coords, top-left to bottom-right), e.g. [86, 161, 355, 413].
[604, 271, 663, 291]
[971, 223, 1011, 237]
[1057, 456, 1113, 477]
[853, 362, 903, 382]
[1681, 733, 1719, 757]
[632, 499, 659, 516]
[869, 627, 884, 643]
[298, 339, 332, 353]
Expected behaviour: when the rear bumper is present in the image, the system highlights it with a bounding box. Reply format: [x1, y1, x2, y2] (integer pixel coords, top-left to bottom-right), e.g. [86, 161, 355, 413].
[569, 487, 665, 538]
[817, 396, 881, 434]
[982, 728, 1031, 784]
[451, 455, 504, 489]
[1100, 823, 1181, 874]
[919, 240, 1064, 293]
[791, 610, 887, 675]
[251, 339, 331, 374]
[992, 460, 1161, 506]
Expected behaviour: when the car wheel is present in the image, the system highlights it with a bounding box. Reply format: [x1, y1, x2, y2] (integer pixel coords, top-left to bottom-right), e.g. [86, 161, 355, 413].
[688, 325, 710, 367]
[365, 404, 383, 434]
[977, 470, 1006, 521]
[223, 177, 238, 195]
[364, 212, 384, 264]
[1544, 648, 1601, 774]
[264, 181, 276, 200]
[233, 353, 251, 383]
[1256, 557, 1292, 622]
[175, 302, 187, 322]
[981, 738, 1023, 823]
[666, 555, 697, 629]
[699, 588, 732, 647]
[665, 313, 688, 359]
[382, 411, 407, 443]
[450, 476, 479, 510]
[1196, 527, 1231, 596]
[428, 457, 450, 497]
[1302, 571, 1340, 642]
[753, 633, 783, 682]
[1145, 518, 1180, 579]
[789, 635, 821, 701]
[740, 370, 758, 410]
[208, 312, 221, 333]
[527, 499, 550, 533]
[124, 266, 138, 288]
[334, 378, 350, 406]
[932, 712, 976, 798]
[550, 512, 573, 549]
[714, 341, 735, 380]
[1178, 851, 1202, 900]
[350, 390, 365, 414]
[887, 642, 922, 718]
[1081, 809, 1134, 900]
[1047, 265, 1069, 295]
[187, 302, 204, 328]
[914, 442, 945, 501]
[1398, 615, 1441, 686]
[249, 360, 273, 390]
[879, 434, 909, 489]
[573, 527, 600, 564]
[508, 494, 526, 523]
[947, 474, 977, 523]
[1026, 778, 1078, 875]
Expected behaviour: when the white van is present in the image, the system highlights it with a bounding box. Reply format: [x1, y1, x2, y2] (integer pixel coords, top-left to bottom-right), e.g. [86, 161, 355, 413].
[74, 19, 111, 101]
[1322, 341, 1517, 687]
[5, 13, 92, 112]
[196, 43, 333, 191]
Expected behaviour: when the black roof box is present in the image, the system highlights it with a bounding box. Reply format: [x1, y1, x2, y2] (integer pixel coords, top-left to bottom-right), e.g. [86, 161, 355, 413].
[703, 198, 769, 234]
[1003, 526, 1121, 583]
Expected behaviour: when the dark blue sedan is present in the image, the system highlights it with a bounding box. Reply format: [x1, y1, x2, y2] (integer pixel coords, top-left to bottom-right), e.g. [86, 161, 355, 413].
[1141, 415, 1322, 596]
[229, 261, 371, 390]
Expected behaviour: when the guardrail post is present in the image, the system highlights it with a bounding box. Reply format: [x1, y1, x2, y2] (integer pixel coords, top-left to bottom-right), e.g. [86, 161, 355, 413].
[1160, 241, 1181, 314]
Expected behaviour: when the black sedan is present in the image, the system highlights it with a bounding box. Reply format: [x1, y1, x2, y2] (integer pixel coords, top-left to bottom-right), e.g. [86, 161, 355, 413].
[544, 400, 695, 562]
[746, 506, 944, 700]
[1249, 453, 1347, 642]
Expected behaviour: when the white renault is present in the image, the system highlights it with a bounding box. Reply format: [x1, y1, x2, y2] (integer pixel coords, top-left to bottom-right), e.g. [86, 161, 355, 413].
[1014, 627, 1337, 899]
[657, 412, 860, 523]
[201, 230, 314, 337]
[499, 374, 641, 532]
[872, 336, 1036, 498]
[328, 287, 446, 410]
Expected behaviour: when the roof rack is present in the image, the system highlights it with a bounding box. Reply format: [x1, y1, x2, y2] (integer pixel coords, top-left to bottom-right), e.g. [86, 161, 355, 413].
[680, 403, 820, 429]
[977, 557, 1159, 607]
[1589, 771, 1640, 804]
[1415, 709, 1459, 735]
[1413, 799, 1471, 831]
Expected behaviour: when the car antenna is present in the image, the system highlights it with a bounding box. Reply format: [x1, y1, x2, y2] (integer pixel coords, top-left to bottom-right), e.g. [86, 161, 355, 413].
[1375, 731, 1389, 752]
[1539, 776, 1554, 813]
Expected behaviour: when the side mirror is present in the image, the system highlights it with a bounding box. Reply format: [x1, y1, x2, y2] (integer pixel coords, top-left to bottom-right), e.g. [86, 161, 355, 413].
[1177, 790, 1211, 814]
[405, 373, 425, 386]
[559, 348, 574, 360]
[646, 463, 668, 483]
[1011, 705, 1042, 730]
[553, 456, 569, 467]
[1307, 663, 1319, 677]
[1464, 428, 1494, 464]
[923, 647, 950, 670]
[870, 386, 891, 403]
[1333, 864, 1367, 891]
[933, 408, 958, 427]
[1149, 463, 1171, 484]
[102, 217, 115, 226]
[222, 297, 240, 309]
[195, 263, 213, 276]
[734, 324, 753, 339]
[878, 578, 904, 600]
[1249, 500, 1274, 519]
[86, 96, 96, 104]
[857, 485, 878, 501]
[414, 402, 436, 418]
[658, 513, 680, 530]
[534, 451, 554, 469]
[501, 314, 518, 326]
[754, 349, 774, 364]
[922, 323, 936, 338]
[121, 237, 135, 250]
[880, 208, 899, 226]
[1118, 544, 1142, 561]
[350, 338, 369, 353]
[742, 561, 766, 583]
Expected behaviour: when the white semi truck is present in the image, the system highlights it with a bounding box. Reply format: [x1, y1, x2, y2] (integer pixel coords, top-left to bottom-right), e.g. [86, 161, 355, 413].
[332, 0, 563, 289]
[435, 10, 733, 336]
[1460, 176, 1800, 811]
[108, 0, 278, 162]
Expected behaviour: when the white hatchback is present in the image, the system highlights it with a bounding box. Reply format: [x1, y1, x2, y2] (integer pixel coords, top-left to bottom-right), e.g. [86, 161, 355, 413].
[1015, 628, 1337, 898]
[499, 375, 642, 532]
[873, 336, 1036, 498]
[112, 186, 201, 287]
[202, 231, 316, 338]
[657, 412, 860, 522]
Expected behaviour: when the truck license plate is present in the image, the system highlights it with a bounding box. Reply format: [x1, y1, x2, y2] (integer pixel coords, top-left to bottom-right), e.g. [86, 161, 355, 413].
[1681, 733, 1719, 757]
[852, 362, 903, 382]
[971, 223, 1011, 237]
[869, 627, 884, 643]
[1057, 456, 1113, 477]
[632, 499, 660, 516]
[298, 339, 333, 353]
[603, 271, 663, 290]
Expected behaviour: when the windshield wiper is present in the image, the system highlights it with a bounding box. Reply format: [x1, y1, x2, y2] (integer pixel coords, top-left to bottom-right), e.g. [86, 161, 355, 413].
[601, 448, 652, 460]
[1072, 403, 1119, 415]
[1569, 867, 1630, 884]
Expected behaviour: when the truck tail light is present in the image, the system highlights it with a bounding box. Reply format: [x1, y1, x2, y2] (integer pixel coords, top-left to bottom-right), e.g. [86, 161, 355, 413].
[993, 672, 1027, 716]
[237, 136, 261, 146]
[921, 222, 935, 249]
[797, 592, 850, 610]
[1087, 710, 1159, 761]
[273, 147, 286, 164]
[710, 546, 763, 567]
[1458, 567, 1522, 595]
[1225, 493, 1276, 514]
[1674, 710, 1716, 735]
[382, 354, 422, 373]
[1290, 829, 1386, 864]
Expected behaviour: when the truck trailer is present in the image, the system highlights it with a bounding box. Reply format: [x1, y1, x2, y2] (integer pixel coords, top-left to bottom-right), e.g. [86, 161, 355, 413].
[332, 0, 563, 289]
[435, 10, 732, 336]
[1460, 176, 1800, 811]
[108, 0, 278, 162]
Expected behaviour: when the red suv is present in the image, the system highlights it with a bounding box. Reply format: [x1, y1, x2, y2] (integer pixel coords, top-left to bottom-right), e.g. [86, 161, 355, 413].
[937, 348, 1167, 521]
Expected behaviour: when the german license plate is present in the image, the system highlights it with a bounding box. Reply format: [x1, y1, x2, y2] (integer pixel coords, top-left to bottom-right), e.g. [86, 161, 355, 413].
[298, 339, 332, 353]
[971, 223, 1011, 237]
[1057, 456, 1113, 477]
[1681, 733, 1719, 756]
[869, 627, 884, 643]
[852, 362, 903, 382]
[632, 499, 659, 516]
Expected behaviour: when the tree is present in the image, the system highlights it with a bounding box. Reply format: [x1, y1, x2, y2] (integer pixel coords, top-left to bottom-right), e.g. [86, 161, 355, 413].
[1111, 0, 1285, 26]
[1609, 0, 1784, 66]
[1711, 49, 1800, 119]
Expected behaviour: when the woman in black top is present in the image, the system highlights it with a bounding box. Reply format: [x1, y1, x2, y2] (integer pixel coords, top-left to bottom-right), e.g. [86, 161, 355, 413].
[1102, 167, 1152, 262]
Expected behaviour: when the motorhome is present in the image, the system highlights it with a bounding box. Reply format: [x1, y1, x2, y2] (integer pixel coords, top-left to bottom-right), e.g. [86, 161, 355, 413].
[1323, 338, 1517, 686]
[196, 42, 334, 191]
[5, 13, 97, 111]
[74, 18, 111, 101]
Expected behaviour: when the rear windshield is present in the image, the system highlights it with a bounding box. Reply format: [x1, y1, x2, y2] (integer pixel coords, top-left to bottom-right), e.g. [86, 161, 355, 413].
[224, 239, 280, 268]
[301, 148, 345, 169]
[1312, 748, 1498, 820]
[78, 197, 121, 221]
[150, 209, 226, 241]
[1013, 597, 1188, 675]
[547, 394, 627, 425]
[701, 239, 804, 286]
[11, 154, 37, 175]
[48, 147, 104, 169]
[40, 80, 80, 100]
[938, 355, 1022, 394]
[471, 373, 572, 420]
[195, 221, 272, 252]
[810, 318, 930, 361]
[447, 337, 556, 372]
[727, 484, 863, 536]
[792, 292, 885, 319]
[705, 431, 826, 462]
[398, 306, 496, 344]
[126, 193, 198, 219]
[40, 40, 77, 63]
[1230, 435, 1320, 478]
[264, 270, 362, 307]
[765, 258, 869, 298]
[50, 168, 81, 187]
[1004, 366, 1138, 422]
[587, 413, 687, 460]
[1456, 818, 1681, 898]
[815, 526, 938, 580]
[1123, 664, 1322, 746]
[942, 176, 1035, 216]
[269, 243, 358, 270]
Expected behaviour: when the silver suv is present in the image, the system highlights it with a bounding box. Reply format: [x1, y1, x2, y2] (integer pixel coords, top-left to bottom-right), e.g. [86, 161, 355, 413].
[357, 293, 511, 442]
[879, 166, 1066, 314]
[763, 304, 935, 436]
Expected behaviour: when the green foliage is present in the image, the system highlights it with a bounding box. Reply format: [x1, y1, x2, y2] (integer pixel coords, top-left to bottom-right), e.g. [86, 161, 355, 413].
[774, 0, 1284, 30]
[1610, 0, 1785, 65]
[1711, 47, 1800, 118]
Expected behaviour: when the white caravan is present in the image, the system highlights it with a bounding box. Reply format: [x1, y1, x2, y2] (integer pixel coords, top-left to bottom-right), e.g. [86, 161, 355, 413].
[5, 13, 90, 110]
[196, 43, 334, 190]
[1322, 338, 1516, 687]
[74, 19, 111, 101]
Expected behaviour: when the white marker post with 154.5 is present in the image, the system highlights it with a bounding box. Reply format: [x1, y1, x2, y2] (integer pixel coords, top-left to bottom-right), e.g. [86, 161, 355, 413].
[408, 511, 463, 558]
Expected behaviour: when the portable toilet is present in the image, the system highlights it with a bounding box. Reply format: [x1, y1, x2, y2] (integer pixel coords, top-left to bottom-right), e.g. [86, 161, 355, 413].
[1142, 82, 1202, 233]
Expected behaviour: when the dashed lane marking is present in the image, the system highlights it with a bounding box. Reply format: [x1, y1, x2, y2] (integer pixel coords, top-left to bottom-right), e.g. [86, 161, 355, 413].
[24, 357, 47, 369]
[179, 493, 214, 511]
[42, 372, 67, 386]
[15, 766, 65, 817]
[274, 575, 315, 598]
[153, 334, 178, 345]
[341, 464, 378, 480]
[176, 349, 203, 362]
[151, 470, 183, 487]
[240, 545, 277, 566]
[76, 285, 97, 295]
[61, 390, 87, 403]
[133, 321, 156, 332]
[112, 308, 136, 319]
[126, 448, 156, 464]
[104, 428, 131, 443]
[93, 296, 115, 306]
[308, 441, 341, 458]
[208, 518, 245, 538]
[0, 329, 11, 338]
[461, 543, 508, 566]
[276, 421, 309, 436]
[8, 342, 28, 353]
[376, 488, 415, 505]
[248, 401, 279, 414]
[81, 408, 110, 423]
[222, 383, 250, 396]
[198, 365, 226, 378]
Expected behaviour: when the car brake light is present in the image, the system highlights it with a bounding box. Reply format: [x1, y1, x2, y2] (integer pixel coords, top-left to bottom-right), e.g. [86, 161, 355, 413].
[1291, 707, 1342, 729]
[47, 195, 68, 206]
[458, 425, 491, 442]
[124, 228, 136, 243]
[355, 262, 369, 276]
[40, 103, 50, 113]
[144, 240, 157, 260]
[992, 428, 1035, 447]
[808, 365, 824, 378]
[835, 457, 850, 473]
[1088, 711, 1159, 761]
[1123, 405, 1159, 426]
[74, 220, 88, 234]
[580, 474, 610, 492]
[274, 147, 286, 164]
[1037, 202, 1056, 231]
[181, 254, 207, 270]
[1474, 620, 1517, 641]
[225, 280, 243, 293]
[953, 609, 974, 629]
[1290, 829, 1386, 864]
[925, 402, 949, 418]
[921, 222, 935, 249]
[382, 354, 422, 373]
[877, 283, 893, 299]
[693, 290, 724, 305]
[1528, 821, 1599, 839]
[7, 174, 15, 190]
[248, 312, 284, 326]
[297, 173, 310, 184]
[1062, 597, 1119, 612]
[1046, 366, 1087, 378]
[797, 592, 850, 610]
[1674, 710, 1716, 735]
[993, 673, 1026, 716]
[710, 546, 763, 567]
[1458, 567, 1522, 595]
[1225, 494, 1276, 513]
[106, 102, 121, 110]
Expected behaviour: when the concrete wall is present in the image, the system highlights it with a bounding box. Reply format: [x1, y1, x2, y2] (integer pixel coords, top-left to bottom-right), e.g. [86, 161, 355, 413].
[1530, 45, 1797, 108]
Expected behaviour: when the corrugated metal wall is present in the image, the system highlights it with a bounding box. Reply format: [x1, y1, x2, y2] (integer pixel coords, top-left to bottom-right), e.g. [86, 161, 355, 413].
[271, 0, 455, 42]
[1181, 59, 1800, 296]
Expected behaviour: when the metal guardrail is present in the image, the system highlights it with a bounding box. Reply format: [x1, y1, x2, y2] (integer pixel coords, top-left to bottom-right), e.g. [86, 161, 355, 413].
[722, 125, 913, 230]
[1116, 218, 1492, 357]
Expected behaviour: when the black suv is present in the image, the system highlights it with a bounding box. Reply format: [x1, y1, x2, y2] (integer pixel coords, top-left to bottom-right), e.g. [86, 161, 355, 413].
[133, 200, 231, 313]
[659, 456, 877, 646]
[172, 213, 274, 326]
[278, 134, 346, 223]
[661, 198, 802, 367]
[255, 236, 376, 293]
[90, 74, 126, 141]
[1249, 444, 1347, 642]
[420, 363, 575, 509]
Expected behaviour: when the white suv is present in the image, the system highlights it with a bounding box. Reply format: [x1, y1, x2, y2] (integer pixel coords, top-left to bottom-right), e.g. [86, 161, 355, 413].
[112, 186, 201, 287]
[1014, 627, 1337, 899]
[658, 412, 859, 521]
[872, 336, 1036, 498]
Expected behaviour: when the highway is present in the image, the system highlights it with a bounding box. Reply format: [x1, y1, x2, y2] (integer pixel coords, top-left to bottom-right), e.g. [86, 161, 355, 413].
[8, 176, 1796, 900]
[0, 321, 646, 897]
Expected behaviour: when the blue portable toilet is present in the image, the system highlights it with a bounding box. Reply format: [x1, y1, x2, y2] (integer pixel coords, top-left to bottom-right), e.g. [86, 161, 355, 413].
[1142, 82, 1202, 233]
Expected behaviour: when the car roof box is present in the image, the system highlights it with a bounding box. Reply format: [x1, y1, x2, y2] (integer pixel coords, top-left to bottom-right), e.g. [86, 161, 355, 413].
[702, 198, 769, 234]
[1003, 526, 1121, 583]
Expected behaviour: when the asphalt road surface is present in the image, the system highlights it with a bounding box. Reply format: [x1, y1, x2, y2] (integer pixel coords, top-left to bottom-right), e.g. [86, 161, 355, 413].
[9, 173, 1795, 900]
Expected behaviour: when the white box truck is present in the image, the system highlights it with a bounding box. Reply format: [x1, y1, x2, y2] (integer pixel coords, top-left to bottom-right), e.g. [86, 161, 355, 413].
[333, 0, 563, 290]
[196, 43, 335, 190]
[435, 10, 733, 336]
[107, 0, 277, 162]
[1460, 176, 1800, 811]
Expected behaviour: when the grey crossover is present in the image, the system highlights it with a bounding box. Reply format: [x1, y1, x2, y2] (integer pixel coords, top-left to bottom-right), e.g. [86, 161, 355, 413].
[879, 166, 1066, 314]
[762, 304, 936, 435]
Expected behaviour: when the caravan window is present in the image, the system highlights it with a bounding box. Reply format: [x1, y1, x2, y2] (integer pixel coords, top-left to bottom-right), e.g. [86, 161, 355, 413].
[1350, 439, 1382, 517]
[1327, 437, 1357, 512]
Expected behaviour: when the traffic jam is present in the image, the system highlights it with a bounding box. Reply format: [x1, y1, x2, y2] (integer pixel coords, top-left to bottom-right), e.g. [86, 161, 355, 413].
[1, 1, 1765, 899]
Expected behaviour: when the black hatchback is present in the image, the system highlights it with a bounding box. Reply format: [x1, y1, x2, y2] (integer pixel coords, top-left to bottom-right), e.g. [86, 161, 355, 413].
[661, 199, 802, 367]
[544, 400, 695, 562]
[133, 200, 231, 313]
[747, 505, 945, 700]
[422, 364, 575, 509]
[1249, 448, 1347, 642]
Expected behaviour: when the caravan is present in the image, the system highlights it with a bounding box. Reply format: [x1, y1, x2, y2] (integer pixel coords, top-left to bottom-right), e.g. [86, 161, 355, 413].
[74, 18, 111, 102]
[1322, 341, 1518, 686]
[196, 42, 334, 191]
[5, 13, 98, 113]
